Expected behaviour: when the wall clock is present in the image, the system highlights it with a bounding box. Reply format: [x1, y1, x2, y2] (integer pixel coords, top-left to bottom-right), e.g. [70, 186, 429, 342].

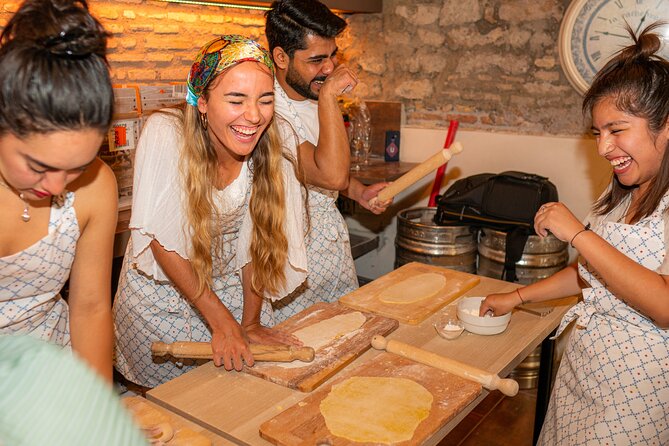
[559, 0, 669, 94]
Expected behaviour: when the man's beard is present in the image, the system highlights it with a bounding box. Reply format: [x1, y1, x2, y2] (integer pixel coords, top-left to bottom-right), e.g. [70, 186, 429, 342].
[286, 63, 326, 101]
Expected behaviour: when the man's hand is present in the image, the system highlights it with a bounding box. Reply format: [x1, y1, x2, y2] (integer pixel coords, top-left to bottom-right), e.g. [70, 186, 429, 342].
[358, 182, 392, 214]
[321, 64, 359, 97]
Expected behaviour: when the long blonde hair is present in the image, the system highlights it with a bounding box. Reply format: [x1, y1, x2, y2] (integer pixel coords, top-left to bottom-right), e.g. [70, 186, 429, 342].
[176, 84, 300, 298]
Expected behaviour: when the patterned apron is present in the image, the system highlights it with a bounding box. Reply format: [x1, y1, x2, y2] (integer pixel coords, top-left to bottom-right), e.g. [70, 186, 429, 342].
[0, 192, 76, 345]
[539, 194, 669, 445]
[271, 81, 358, 323]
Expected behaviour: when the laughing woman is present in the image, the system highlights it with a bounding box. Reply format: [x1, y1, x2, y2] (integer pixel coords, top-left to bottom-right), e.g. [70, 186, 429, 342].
[0, 0, 117, 382]
[113, 35, 308, 388]
[481, 23, 669, 445]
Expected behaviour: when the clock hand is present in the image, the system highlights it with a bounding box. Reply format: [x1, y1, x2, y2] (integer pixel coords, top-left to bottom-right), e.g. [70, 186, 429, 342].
[635, 12, 648, 34]
[595, 30, 629, 39]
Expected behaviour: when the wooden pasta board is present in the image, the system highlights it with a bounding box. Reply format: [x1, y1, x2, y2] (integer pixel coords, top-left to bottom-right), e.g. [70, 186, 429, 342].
[339, 262, 480, 325]
[122, 396, 233, 445]
[244, 302, 399, 392]
[259, 352, 482, 446]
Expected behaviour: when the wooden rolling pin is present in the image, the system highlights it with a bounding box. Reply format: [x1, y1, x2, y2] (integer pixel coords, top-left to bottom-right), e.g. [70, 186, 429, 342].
[151, 341, 315, 363]
[371, 335, 518, 397]
[371, 141, 464, 205]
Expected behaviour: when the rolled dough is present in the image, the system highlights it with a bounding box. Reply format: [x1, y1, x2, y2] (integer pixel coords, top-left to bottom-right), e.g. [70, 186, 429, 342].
[292, 311, 367, 351]
[320, 376, 433, 444]
[378, 272, 447, 304]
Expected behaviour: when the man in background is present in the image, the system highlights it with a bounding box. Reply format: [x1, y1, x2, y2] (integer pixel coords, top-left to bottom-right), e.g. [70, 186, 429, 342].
[265, 0, 390, 321]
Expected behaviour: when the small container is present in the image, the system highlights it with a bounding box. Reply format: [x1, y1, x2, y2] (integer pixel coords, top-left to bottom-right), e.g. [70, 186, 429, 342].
[433, 317, 464, 340]
[457, 296, 511, 335]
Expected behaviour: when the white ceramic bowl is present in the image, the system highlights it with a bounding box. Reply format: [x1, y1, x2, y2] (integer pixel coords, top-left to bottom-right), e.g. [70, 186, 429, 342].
[457, 296, 511, 335]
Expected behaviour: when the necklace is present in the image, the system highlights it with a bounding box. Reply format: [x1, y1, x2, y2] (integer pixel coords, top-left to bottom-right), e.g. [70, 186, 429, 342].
[0, 178, 30, 222]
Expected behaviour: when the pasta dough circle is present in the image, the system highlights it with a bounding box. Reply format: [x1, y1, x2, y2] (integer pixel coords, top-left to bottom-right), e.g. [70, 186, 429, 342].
[378, 273, 447, 304]
[320, 376, 433, 444]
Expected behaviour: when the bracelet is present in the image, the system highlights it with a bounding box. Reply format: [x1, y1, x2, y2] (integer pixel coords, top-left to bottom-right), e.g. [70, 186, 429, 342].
[570, 223, 592, 248]
[516, 288, 526, 305]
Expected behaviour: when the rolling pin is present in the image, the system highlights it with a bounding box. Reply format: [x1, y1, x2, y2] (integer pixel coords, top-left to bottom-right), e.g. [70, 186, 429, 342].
[371, 141, 464, 205]
[371, 335, 518, 397]
[151, 341, 315, 363]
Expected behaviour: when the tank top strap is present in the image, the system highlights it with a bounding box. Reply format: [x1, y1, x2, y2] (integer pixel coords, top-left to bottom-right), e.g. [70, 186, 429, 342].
[48, 191, 77, 233]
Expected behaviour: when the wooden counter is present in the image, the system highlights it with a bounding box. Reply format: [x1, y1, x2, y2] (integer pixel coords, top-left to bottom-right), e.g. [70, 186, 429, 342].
[351, 158, 418, 185]
[122, 396, 234, 445]
[147, 273, 575, 446]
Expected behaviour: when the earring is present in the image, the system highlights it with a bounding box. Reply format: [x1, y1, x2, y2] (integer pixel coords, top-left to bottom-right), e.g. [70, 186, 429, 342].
[199, 112, 208, 130]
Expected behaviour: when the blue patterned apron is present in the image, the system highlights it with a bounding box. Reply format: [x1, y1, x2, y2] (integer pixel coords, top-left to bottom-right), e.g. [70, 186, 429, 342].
[539, 194, 669, 445]
[272, 81, 358, 323]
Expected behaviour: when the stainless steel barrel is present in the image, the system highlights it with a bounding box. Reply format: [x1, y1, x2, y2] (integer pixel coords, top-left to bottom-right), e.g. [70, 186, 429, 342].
[394, 207, 477, 273]
[477, 228, 568, 285]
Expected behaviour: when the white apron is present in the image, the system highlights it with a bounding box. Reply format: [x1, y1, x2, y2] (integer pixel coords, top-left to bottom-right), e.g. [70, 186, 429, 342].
[272, 80, 358, 322]
[539, 194, 669, 445]
[0, 192, 77, 345]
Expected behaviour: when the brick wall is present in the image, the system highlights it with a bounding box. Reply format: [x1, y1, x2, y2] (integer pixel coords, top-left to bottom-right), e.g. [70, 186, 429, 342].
[0, 0, 584, 136]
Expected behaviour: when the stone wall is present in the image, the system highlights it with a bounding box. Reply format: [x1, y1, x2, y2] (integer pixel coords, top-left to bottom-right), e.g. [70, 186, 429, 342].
[0, 0, 585, 136]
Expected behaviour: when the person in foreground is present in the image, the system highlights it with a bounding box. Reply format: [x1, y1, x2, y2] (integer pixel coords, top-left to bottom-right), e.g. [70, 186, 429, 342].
[480, 23, 669, 445]
[113, 35, 308, 388]
[0, 335, 147, 445]
[0, 0, 117, 381]
[265, 0, 391, 322]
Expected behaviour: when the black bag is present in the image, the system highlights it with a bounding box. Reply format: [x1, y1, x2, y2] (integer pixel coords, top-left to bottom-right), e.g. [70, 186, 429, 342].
[434, 171, 558, 282]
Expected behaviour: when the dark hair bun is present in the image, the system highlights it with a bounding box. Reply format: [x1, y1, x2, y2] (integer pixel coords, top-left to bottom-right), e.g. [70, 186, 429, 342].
[619, 21, 666, 63]
[1, 0, 108, 58]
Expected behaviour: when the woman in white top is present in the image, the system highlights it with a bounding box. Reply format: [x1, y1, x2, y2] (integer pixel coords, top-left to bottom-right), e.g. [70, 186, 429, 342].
[0, 0, 117, 382]
[113, 35, 308, 388]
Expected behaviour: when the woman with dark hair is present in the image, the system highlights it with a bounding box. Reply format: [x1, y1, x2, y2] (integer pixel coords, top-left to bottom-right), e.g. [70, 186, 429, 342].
[113, 35, 308, 388]
[481, 23, 669, 444]
[0, 0, 117, 382]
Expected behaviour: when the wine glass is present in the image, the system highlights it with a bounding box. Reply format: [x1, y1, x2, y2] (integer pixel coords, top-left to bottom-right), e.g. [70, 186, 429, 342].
[353, 100, 372, 168]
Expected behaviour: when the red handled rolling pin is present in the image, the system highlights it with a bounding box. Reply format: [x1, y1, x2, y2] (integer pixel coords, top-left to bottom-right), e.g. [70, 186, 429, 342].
[370, 141, 464, 206]
[371, 335, 518, 397]
[151, 341, 315, 363]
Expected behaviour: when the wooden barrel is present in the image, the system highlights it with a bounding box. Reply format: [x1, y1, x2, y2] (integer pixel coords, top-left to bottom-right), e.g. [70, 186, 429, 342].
[394, 207, 477, 273]
[477, 228, 568, 285]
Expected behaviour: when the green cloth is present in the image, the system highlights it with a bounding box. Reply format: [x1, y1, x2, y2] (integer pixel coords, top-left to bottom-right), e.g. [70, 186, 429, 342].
[0, 335, 148, 446]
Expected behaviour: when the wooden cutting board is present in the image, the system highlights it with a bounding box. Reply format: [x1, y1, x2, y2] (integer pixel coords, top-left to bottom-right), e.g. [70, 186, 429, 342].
[122, 396, 231, 445]
[339, 262, 480, 325]
[244, 302, 398, 392]
[259, 352, 482, 446]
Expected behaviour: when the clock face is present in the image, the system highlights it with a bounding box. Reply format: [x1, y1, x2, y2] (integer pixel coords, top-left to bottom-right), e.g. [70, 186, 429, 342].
[559, 0, 669, 93]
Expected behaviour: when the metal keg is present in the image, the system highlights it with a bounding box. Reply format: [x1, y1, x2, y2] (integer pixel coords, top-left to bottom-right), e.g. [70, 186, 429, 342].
[477, 227, 568, 389]
[394, 207, 477, 273]
[477, 228, 568, 285]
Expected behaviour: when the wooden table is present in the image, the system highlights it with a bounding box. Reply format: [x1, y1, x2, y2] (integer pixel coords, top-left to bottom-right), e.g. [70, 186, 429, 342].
[147, 274, 575, 446]
[122, 396, 234, 445]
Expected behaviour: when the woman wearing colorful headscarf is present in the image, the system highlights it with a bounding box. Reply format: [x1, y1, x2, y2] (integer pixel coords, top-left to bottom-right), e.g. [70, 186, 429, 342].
[113, 35, 308, 388]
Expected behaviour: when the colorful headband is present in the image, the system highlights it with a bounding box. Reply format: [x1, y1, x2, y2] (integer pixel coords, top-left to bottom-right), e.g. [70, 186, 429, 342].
[186, 35, 274, 107]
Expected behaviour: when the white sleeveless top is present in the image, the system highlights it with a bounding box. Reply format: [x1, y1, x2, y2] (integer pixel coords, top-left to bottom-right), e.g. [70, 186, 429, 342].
[0, 192, 78, 345]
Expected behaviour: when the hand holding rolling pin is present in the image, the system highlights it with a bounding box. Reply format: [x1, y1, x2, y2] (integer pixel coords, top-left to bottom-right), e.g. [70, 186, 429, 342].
[367, 142, 464, 208]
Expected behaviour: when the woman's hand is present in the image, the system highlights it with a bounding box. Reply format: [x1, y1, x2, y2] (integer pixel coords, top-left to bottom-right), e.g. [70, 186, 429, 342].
[244, 322, 302, 347]
[210, 321, 253, 371]
[479, 292, 521, 317]
[534, 202, 584, 241]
